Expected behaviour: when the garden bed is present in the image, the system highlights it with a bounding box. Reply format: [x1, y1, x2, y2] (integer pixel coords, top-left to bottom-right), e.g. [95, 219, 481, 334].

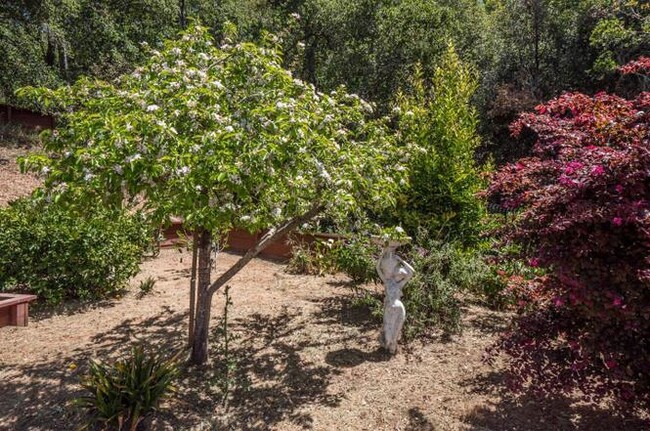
[0, 249, 644, 431]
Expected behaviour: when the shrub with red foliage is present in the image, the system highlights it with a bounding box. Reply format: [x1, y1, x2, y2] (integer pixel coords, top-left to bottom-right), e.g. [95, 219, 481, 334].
[486, 71, 649, 408]
[619, 56, 650, 76]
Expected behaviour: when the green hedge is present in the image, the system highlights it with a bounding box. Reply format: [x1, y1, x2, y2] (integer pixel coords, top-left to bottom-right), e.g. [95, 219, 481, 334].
[0, 199, 150, 303]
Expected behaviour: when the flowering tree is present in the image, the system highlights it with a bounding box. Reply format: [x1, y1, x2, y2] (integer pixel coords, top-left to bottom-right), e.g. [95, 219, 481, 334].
[486, 60, 649, 408]
[19, 25, 404, 364]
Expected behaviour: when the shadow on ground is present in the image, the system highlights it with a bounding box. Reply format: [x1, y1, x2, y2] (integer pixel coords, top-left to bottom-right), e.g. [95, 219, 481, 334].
[0, 308, 187, 430]
[4, 290, 646, 431]
[1, 297, 363, 431]
[460, 371, 649, 431]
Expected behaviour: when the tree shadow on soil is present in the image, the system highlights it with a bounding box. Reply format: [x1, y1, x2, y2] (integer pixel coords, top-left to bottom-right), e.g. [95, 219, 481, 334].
[310, 294, 380, 333]
[462, 307, 510, 336]
[325, 347, 390, 367]
[169, 309, 345, 430]
[1, 300, 352, 431]
[405, 407, 436, 431]
[460, 371, 649, 431]
[0, 308, 188, 430]
[28, 297, 121, 321]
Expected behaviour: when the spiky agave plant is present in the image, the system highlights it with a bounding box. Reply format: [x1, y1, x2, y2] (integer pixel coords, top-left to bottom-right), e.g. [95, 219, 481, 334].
[75, 346, 180, 431]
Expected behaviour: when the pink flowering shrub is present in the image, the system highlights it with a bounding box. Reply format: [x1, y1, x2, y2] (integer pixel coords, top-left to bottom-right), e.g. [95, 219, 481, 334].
[486, 61, 649, 409]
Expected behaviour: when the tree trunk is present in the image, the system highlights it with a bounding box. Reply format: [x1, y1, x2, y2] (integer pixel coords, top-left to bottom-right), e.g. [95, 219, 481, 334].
[190, 228, 213, 364]
[188, 203, 324, 365]
[188, 230, 198, 346]
[179, 0, 187, 29]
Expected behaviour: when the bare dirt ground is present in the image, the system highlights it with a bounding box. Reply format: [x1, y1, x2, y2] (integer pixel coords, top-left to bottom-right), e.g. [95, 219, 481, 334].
[0, 145, 41, 205]
[1, 249, 646, 431]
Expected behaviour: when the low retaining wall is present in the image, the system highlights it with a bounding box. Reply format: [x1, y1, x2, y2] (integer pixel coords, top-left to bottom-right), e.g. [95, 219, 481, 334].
[0, 105, 54, 130]
[161, 222, 344, 260]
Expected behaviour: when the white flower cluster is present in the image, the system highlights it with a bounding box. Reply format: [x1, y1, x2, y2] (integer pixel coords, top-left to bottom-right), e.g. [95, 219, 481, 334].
[125, 153, 142, 163]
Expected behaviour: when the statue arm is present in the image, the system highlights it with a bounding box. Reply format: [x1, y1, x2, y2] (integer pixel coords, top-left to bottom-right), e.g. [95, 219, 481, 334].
[397, 257, 415, 283]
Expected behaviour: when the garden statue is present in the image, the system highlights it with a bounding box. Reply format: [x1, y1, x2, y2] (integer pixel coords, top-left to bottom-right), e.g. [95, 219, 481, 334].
[376, 239, 414, 354]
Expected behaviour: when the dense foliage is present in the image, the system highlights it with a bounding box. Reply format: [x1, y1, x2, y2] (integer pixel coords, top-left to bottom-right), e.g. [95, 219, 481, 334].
[394, 46, 486, 242]
[76, 346, 179, 431]
[486, 71, 649, 407]
[4, 1, 647, 164]
[18, 24, 401, 234]
[0, 0, 182, 103]
[401, 238, 490, 339]
[0, 199, 149, 303]
[17, 24, 404, 363]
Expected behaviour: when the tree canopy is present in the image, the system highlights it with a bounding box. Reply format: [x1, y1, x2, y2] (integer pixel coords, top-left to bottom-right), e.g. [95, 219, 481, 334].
[19, 24, 403, 232]
[18, 24, 406, 363]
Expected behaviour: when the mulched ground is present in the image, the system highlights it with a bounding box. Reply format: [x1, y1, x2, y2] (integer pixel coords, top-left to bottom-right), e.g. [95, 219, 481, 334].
[0, 145, 41, 206]
[1, 249, 646, 431]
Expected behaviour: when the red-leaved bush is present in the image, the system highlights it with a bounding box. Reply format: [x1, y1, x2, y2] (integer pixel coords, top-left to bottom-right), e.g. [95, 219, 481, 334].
[486, 61, 649, 409]
[619, 56, 650, 76]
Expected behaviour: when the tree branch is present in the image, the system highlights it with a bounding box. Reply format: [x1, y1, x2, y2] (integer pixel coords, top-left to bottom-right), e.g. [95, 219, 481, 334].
[207, 202, 324, 296]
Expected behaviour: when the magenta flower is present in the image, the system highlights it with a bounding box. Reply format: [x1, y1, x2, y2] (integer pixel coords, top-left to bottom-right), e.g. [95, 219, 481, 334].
[612, 217, 623, 226]
[615, 184, 624, 194]
[559, 175, 576, 186]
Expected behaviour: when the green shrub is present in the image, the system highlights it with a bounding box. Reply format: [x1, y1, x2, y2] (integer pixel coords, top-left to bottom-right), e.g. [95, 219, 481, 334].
[330, 238, 380, 284]
[286, 238, 336, 276]
[75, 346, 180, 431]
[137, 277, 157, 298]
[0, 198, 150, 303]
[287, 235, 380, 284]
[330, 232, 493, 339]
[393, 45, 487, 244]
[400, 239, 486, 339]
[0, 123, 41, 148]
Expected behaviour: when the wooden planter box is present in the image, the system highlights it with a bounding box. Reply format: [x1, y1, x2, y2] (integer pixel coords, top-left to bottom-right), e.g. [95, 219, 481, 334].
[0, 293, 37, 327]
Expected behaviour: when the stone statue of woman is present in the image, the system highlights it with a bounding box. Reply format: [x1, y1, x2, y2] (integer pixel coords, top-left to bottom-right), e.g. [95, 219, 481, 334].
[376, 239, 414, 354]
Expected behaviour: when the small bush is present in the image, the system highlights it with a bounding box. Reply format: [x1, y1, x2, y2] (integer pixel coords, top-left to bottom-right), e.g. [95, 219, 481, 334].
[286, 238, 336, 276]
[402, 238, 490, 339]
[332, 232, 493, 340]
[0, 199, 150, 303]
[476, 240, 545, 309]
[137, 277, 157, 298]
[330, 238, 379, 284]
[76, 346, 179, 431]
[0, 123, 41, 147]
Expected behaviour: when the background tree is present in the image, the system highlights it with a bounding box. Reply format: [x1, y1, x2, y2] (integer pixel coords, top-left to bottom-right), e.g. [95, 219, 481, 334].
[209, 0, 495, 109]
[0, 0, 213, 103]
[392, 46, 486, 243]
[19, 24, 405, 364]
